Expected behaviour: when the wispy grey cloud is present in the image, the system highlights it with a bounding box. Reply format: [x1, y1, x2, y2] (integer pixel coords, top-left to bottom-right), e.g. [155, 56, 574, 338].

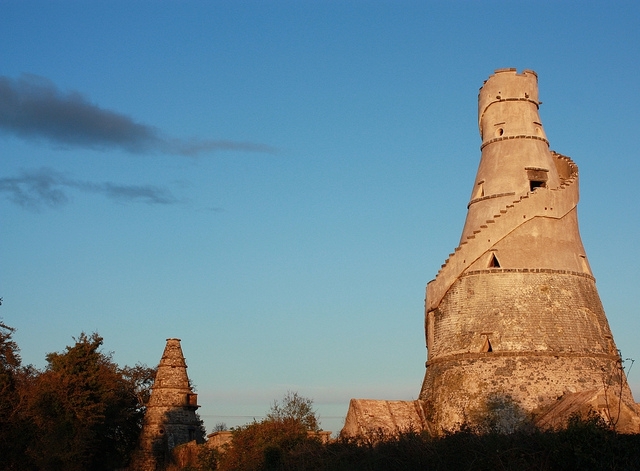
[0, 74, 277, 155]
[0, 168, 178, 210]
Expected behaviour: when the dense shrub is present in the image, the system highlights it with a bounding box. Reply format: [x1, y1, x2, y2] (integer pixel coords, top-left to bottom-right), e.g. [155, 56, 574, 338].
[206, 415, 640, 471]
[0, 324, 155, 471]
[212, 392, 320, 471]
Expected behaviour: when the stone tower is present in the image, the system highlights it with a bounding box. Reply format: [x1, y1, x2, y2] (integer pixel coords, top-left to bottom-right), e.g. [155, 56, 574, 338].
[419, 68, 640, 433]
[131, 338, 203, 471]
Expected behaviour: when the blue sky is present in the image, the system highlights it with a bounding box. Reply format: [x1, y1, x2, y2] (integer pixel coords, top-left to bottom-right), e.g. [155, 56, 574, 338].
[2, 1, 640, 434]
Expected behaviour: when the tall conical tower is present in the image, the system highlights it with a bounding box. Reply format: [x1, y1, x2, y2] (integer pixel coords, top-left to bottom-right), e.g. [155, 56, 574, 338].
[131, 338, 203, 471]
[419, 69, 640, 433]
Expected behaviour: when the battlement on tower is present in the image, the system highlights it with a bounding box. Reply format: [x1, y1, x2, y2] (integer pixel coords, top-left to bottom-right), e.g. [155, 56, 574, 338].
[478, 69, 544, 146]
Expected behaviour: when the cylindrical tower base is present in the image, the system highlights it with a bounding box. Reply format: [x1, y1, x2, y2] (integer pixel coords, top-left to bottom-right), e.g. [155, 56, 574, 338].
[420, 271, 633, 432]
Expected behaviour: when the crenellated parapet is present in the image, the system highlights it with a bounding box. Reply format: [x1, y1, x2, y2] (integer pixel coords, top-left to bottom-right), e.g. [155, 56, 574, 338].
[478, 68, 541, 142]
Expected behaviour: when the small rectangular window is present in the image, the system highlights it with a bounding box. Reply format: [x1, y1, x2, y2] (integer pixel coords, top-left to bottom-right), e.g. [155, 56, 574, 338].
[530, 180, 546, 191]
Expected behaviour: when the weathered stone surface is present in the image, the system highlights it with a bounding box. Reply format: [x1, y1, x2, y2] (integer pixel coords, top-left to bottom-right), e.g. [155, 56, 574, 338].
[341, 399, 429, 439]
[130, 339, 203, 471]
[419, 69, 639, 433]
[535, 388, 640, 434]
[342, 69, 640, 438]
[205, 431, 234, 450]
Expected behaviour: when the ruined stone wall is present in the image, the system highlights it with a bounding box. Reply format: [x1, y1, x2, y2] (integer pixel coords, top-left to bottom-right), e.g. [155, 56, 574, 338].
[341, 399, 429, 438]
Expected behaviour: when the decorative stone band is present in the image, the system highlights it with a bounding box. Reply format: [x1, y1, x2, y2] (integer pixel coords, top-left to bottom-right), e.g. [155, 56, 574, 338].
[480, 134, 550, 151]
[426, 154, 580, 313]
[426, 350, 620, 368]
[478, 96, 541, 130]
[467, 192, 516, 209]
[462, 267, 595, 281]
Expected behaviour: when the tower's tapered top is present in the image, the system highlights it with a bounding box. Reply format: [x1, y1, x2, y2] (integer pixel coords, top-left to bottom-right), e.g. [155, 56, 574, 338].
[467, 68, 557, 225]
[159, 338, 188, 369]
[149, 338, 192, 399]
[478, 68, 540, 139]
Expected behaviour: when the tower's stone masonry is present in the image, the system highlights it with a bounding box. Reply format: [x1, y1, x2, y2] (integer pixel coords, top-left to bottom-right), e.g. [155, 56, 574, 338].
[341, 69, 640, 438]
[419, 68, 640, 433]
[130, 338, 203, 471]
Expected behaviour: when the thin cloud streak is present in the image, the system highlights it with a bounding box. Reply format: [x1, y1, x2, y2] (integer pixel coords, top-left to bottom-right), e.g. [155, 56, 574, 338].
[0, 168, 178, 210]
[0, 74, 277, 156]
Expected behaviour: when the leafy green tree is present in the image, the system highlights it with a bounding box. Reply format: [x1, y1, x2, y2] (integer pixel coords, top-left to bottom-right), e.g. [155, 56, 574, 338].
[217, 419, 309, 471]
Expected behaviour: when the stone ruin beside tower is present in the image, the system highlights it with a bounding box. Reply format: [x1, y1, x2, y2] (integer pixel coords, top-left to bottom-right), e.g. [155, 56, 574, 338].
[342, 68, 640, 437]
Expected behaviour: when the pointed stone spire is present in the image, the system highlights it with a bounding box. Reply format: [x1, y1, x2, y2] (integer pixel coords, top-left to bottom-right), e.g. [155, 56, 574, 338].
[148, 338, 193, 405]
[131, 339, 203, 471]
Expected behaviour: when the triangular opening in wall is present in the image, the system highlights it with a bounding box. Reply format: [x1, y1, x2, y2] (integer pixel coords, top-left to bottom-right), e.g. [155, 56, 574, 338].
[482, 337, 493, 353]
[473, 183, 484, 200]
[488, 253, 501, 268]
[579, 255, 591, 275]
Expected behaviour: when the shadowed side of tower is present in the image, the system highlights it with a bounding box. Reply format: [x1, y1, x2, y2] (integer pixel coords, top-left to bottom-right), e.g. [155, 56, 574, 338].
[130, 339, 204, 471]
[419, 69, 640, 434]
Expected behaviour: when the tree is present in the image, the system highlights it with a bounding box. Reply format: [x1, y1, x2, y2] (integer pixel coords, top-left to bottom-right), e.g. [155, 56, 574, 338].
[215, 392, 321, 471]
[121, 362, 157, 414]
[213, 422, 228, 432]
[23, 332, 155, 470]
[0, 318, 31, 470]
[266, 390, 319, 432]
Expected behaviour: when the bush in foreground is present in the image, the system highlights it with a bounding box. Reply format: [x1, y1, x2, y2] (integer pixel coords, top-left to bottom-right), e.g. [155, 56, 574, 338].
[192, 412, 640, 471]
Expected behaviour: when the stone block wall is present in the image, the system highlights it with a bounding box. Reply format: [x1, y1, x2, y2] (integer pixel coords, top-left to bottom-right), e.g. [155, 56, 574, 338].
[427, 271, 616, 359]
[420, 270, 628, 432]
